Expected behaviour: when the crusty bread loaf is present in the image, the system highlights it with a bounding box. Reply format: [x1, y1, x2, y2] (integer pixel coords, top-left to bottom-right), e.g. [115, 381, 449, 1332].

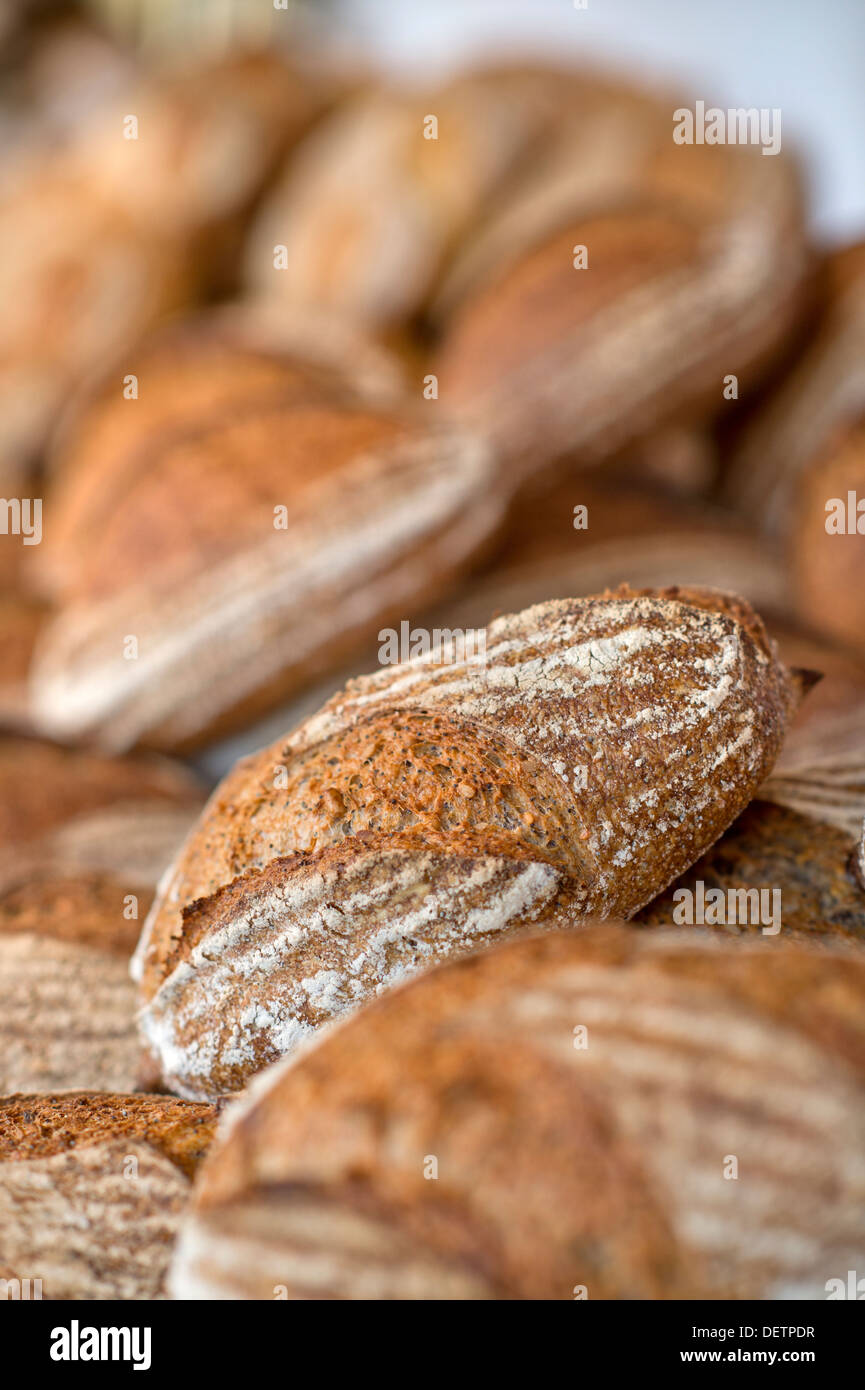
[171, 925, 865, 1300]
[38, 303, 405, 598]
[0, 737, 202, 1092]
[30, 357, 499, 750]
[0, 874, 146, 1094]
[436, 142, 809, 482]
[136, 587, 806, 1100]
[242, 63, 604, 329]
[0, 1092, 217, 1300]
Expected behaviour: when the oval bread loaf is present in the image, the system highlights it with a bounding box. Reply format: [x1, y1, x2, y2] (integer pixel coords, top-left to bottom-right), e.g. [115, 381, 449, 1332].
[30, 369, 499, 752]
[171, 926, 865, 1300]
[136, 586, 807, 1100]
[0, 1093, 217, 1300]
[436, 142, 809, 482]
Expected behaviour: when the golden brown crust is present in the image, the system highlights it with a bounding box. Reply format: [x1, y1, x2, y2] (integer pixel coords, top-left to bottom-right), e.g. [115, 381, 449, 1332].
[790, 418, 865, 658]
[0, 1092, 218, 1179]
[137, 588, 803, 1099]
[173, 926, 865, 1300]
[436, 143, 809, 481]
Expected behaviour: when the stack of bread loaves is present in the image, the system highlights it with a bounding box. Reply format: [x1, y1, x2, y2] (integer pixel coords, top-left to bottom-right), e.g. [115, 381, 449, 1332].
[1, 36, 863, 1304]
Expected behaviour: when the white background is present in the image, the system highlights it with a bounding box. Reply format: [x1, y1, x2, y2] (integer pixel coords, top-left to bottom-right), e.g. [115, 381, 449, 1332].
[337, 0, 865, 244]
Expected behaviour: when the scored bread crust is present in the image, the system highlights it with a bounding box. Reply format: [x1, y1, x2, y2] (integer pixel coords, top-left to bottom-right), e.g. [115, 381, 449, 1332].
[171, 926, 865, 1301]
[136, 587, 804, 1100]
[0, 1092, 218, 1300]
[32, 395, 501, 752]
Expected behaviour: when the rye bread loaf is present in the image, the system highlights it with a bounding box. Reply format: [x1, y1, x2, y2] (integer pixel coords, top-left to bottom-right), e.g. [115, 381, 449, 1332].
[435, 141, 809, 482]
[30, 356, 499, 751]
[0, 1092, 217, 1300]
[135, 586, 806, 1100]
[171, 926, 865, 1300]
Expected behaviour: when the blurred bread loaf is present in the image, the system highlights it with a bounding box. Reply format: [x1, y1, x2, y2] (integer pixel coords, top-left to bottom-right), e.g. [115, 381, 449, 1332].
[0, 1092, 217, 1300]
[726, 242, 865, 660]
[135, 587, 804, 1099]
[242, 63, 598, 329]
[0, 736, 202, 1093]
[171, 926, 865, 1300]
[436, 141, 810, 482]
[30, 324, 499, 751]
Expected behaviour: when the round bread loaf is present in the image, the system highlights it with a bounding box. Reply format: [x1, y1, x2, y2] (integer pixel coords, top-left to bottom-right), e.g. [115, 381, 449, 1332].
[0, 1092, 217, 1300]
[171, 925, 865, 1300]
[135, 586, 806, 1100]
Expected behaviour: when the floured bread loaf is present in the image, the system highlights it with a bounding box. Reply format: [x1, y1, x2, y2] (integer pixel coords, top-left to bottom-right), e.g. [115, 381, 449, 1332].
[436, 141, 809, 482]
[0, 736, 202, 1092]
[38, 303, 405, 596]
[136, 587, 806, 1100]
[171, 926, 865, 1300]
[0, 1093, 217, 1300]
[31, 364, 499, 750]
[0, 874, 148, 1094]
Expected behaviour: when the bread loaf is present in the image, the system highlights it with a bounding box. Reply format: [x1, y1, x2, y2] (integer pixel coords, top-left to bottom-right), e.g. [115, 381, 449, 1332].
[726, 241, 865, 532]
[38, 303, 405, 597]
[0, 1092, 217, 1300]
[0, 874, 147, 1094]
[30, 357, 498, 750]
[242, 63, 597, 329]
[171, 926, 865, 1300]
[0, 164, 186, 480]
[636, 800, 865, 945]
[0, 736, 202, 1092]
[789, 419, 865, 659]
[436, 142, 809, 482]
[136, 587, 806, 1100]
